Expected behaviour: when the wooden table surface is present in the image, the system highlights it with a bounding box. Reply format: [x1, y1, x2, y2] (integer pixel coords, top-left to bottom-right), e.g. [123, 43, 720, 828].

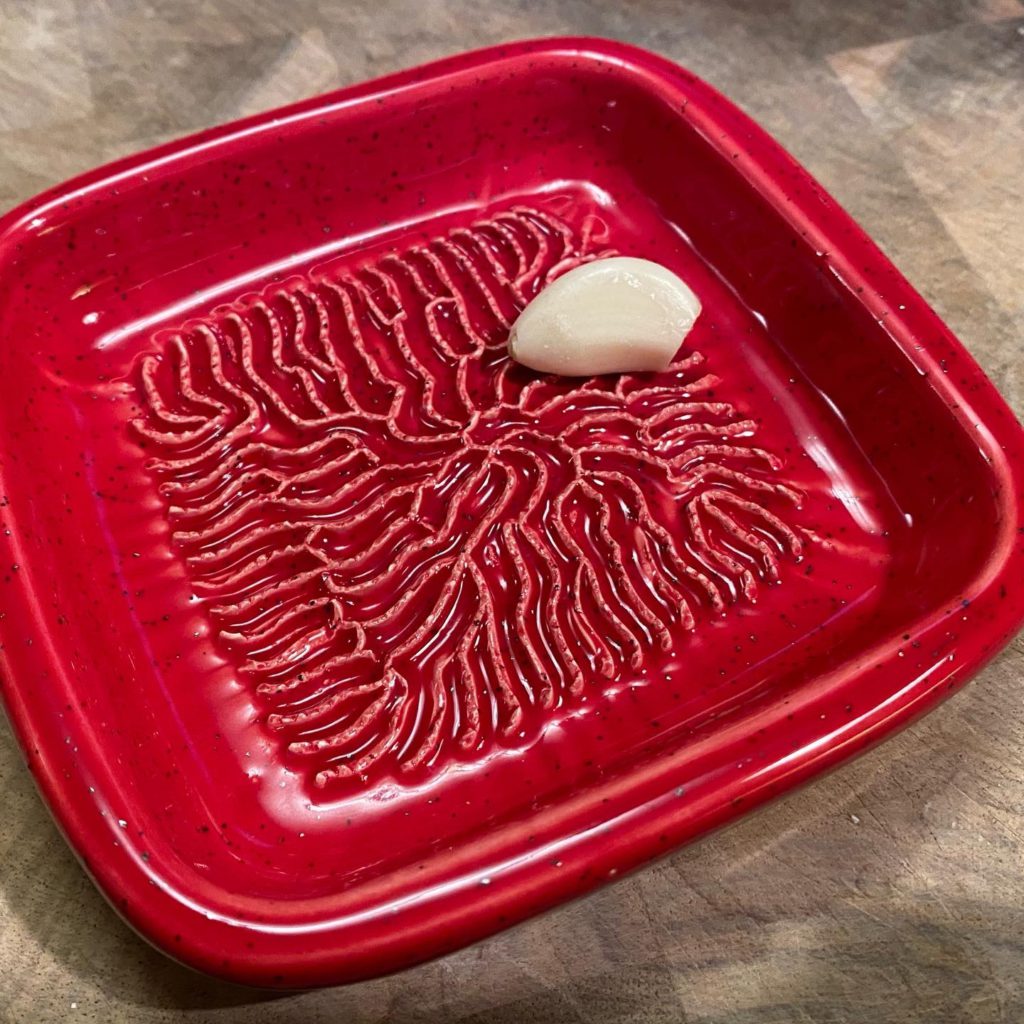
[1, 2, 1022, 1021]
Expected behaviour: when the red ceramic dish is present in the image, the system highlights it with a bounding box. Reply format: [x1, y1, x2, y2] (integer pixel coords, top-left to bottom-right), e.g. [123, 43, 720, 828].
[0, 38, 1022, 988]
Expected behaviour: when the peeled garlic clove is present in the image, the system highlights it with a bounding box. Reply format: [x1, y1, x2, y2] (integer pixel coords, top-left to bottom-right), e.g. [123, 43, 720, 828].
[508, 256, 701, 376]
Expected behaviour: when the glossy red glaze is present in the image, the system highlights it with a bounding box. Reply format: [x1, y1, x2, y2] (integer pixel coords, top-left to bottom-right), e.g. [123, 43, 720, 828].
[0, 38, 1021, 989]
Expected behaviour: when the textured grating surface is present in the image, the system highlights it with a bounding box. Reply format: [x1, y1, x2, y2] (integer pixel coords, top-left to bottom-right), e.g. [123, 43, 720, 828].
[134, 205, 805, 789]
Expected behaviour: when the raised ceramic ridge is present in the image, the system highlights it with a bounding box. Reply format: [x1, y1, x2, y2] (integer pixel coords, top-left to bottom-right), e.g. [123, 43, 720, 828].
[133, 205, 804, 789]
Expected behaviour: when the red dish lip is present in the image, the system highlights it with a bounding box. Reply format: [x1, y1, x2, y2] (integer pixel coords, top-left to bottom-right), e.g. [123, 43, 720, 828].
[0, 37, 1022, 988]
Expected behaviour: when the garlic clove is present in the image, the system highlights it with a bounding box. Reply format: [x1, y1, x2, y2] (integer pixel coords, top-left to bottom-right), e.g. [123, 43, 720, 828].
[508, 256, 701, 377]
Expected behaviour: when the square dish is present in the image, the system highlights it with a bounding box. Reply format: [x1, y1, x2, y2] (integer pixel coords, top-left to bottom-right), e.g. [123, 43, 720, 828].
[0, 38, 1022, 988]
